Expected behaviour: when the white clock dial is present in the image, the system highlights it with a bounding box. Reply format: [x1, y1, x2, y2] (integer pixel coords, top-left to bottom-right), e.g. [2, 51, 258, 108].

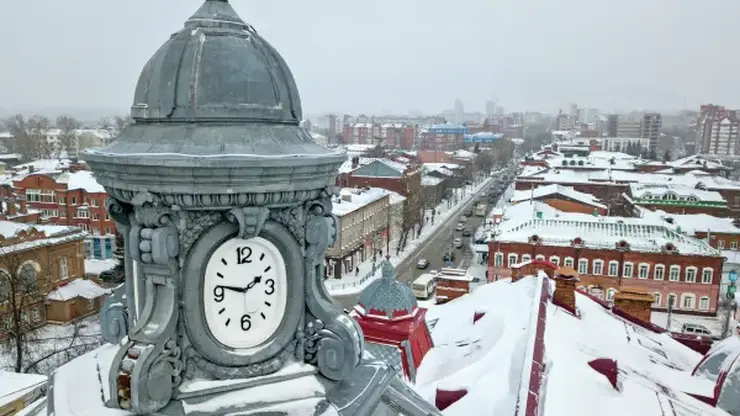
[203, 236, 288, 349]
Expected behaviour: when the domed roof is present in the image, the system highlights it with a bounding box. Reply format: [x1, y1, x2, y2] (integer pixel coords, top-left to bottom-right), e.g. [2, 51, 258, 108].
[358, 260, 418, 319]
[131, 0, 301, 124]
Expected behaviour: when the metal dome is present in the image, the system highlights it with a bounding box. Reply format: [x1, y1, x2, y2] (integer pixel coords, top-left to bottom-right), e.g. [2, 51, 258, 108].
[358, 260, 418, 319]
[131, 0, 301, 124]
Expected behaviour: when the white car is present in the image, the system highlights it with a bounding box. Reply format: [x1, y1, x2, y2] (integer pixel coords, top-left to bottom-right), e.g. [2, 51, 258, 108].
[455, 223, 465, 231]
[416, 259, 430, 269]
[453, 238, 463, 248]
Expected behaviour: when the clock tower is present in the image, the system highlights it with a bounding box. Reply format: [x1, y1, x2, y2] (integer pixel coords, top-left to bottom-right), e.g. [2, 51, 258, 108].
[50, 1, 443, 415]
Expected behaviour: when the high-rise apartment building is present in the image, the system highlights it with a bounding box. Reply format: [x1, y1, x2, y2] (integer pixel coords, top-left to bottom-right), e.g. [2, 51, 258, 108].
[640, 113, 662, 151]
[605, 113, 662, 151]
[696, 104, 739, 156]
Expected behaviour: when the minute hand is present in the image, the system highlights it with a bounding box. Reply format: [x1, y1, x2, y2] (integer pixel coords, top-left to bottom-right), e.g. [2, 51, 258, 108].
[220, 285, 249, 293]
[243, 276, 262, 293]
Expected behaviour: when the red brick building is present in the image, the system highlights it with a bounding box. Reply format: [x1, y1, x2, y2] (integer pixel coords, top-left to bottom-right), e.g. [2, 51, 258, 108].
[488, 217, 724, 316]
[13, 169, 116, 259]
[510, 183, 607, 216]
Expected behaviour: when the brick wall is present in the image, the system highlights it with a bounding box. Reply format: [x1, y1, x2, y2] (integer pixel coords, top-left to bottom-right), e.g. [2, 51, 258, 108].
[539, 198, 607, 216]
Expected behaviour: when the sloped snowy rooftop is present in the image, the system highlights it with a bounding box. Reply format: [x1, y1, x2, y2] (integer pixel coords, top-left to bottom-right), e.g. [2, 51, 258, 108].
[332, 187, 389, 216]
[47, 278, 111, 301]
[511, 183, 606, 209]
[56, 170, 106, 193]
[0, 371, 46, 410]
[414, 275, 728, 415]
[630, 183, 726, 202]
[520, 168, 740, 190]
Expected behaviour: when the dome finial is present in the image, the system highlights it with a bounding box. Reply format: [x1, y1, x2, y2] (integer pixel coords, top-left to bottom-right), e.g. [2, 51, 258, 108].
[381, 260, 395, 280]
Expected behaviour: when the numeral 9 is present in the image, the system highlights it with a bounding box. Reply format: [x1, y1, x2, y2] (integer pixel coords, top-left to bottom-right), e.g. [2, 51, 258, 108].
[213, 286, 224, 302]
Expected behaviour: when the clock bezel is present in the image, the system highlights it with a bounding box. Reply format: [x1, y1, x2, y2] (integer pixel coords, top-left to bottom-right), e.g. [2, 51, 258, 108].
[182, 219, 304, 366]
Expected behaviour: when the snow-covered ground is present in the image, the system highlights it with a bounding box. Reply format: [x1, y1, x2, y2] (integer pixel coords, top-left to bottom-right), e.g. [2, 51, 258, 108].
[0, 315, 103, 375]
[326, 176, 496, 296]
[85, 258, 116, 276]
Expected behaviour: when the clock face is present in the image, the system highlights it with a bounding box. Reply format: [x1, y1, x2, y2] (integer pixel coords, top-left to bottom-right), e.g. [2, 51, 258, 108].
[203, 236, 288, 349]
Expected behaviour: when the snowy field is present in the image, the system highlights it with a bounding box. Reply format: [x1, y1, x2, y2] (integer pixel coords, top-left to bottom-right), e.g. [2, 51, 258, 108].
[326, 176, 496, 296]
[0, 315, 104, 375]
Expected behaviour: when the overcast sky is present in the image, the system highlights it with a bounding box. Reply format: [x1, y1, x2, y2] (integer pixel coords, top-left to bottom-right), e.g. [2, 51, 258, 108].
[0, 0, 738, 117]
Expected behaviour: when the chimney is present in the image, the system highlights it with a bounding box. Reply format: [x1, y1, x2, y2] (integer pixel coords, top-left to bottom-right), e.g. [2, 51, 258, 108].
[552, 267, 579, 315]
[18, 196, 27, 214]
[6, 198, 16, 216]
[613, 289, 654, 324]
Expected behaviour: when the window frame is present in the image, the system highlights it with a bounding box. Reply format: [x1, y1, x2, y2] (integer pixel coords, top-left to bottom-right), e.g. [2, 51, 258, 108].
[699, 296, 710, 311]
[654, 264, 665, 281]
[608, 260, 619, 277]
[578, 259, 588, 275]
[702, 268, 713, 284]
[623, 262, 634, 278]
[669, 265, 681, 281]
[507, 253, 518, 267]
[592, 259, 604, 275]
[685, 266, 697, 283]
[638, 263, 650, 279]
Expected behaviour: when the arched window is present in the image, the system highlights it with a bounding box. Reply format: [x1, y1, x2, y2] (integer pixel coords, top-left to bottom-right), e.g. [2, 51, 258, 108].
[19, 263, 38, 291]
[606, 288, 617, 301]
[507, 253, 518, 267]
[494, 252, 504, 267]
[608, 260, 619, 276]
[666, 293, 678, 309]
[669, 265, 681, 281]
[638, 263, 650, 279]
[578, 259, 588, 275]
[622, 262, 634, 278]
[699, 296, 710, 311]
[653, 292, 662, 307]
[654, 264, 665, 280]
[563, 257, 574, 268]
[680, 293, 696, 310]
[58, 257, 69, 280]
[549, 256, 560, 266]
[521, 254, 532, 263]
[535, 254, 545, 261]
[685, 266, 697, 283]
[592, 260, 604, 275]
[702, 268, 714, 284]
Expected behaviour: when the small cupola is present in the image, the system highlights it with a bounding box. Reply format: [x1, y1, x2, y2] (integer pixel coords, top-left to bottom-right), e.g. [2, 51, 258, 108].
[356, 260, 417, 319]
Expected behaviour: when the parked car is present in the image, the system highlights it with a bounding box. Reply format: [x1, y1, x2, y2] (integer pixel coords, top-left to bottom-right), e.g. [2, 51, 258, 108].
[455, 223, 465, 231]
[416, 258, 430, 269]
[462, 228, 472, 237]
[681, 323, 712, 337]
[453, 238, 463, 248]
[459, 216, 468, 223]
[443, 252, 456, 262]
[464, 210, 473, 217]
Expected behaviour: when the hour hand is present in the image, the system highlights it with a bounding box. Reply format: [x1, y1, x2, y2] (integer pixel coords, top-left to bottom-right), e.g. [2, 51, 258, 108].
[219, 285, 248, 293]
[245, 276, 262, 291]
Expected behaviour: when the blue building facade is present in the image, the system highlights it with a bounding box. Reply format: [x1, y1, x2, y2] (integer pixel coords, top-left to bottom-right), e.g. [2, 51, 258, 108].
[464, 132, 503, 143]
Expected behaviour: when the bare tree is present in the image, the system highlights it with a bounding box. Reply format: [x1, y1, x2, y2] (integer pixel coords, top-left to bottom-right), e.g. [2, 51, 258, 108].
[27, 115, 52, 159]
[0, 250, 49, 373]
[474, 150, 495, 175]
[365, 144, 387, 158]
[113, 115, 132, 132]
[55, 115, 81, 158]
[76, 132, 100, 151]
[4, 114, 31, 160]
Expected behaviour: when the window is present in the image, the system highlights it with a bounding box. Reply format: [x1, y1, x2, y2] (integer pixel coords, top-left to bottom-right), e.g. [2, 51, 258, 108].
[564, 257, 574, 268]
[669, 265, 681, 281]
[719, 240, 726, 249]
[535, 254, 545, 260]
[91, 199, 99, 207]
[638, 263, 650, 279]
[578, 259, 588, 275]
[686, 267, 697, 283]
[606, 288, 617, 301]
[75, 208, 89, 219]
[507, 254, 518, 267]
[19, 263, 37, 291]
[30, 309, 41, 323]
[699, 297, 710, 311]
[702, 268, 713, 284]
[653, 293, 662, 307]
[39, 189, 55, 203]
[667, 293, 677, 308]
[732, 241, 738, 250]
[522, 254, 532, 263]
[592, 260, 604, 275]
[549, 256, 560, 266]
[92, 213, 100, 221]
[105, 227, 111, 234]
[59, 257, 68, 280]
[70, 197, 77, 205]
[58, 209, 66, 218]
[59, 196, 66, 204]
[25, 189, 40, 202]
[608, 261, 619, 277]
[623, 262, 634, 278]
[494, 252, 503, 267]
[654, 264, 665, 280]
[87, 299, 95, 310]
[80, 223, 90, 232]
[681, 293, 696, 310]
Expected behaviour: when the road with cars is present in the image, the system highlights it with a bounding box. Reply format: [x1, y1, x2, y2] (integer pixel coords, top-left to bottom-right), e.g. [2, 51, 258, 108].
[332, 168, 516, 310]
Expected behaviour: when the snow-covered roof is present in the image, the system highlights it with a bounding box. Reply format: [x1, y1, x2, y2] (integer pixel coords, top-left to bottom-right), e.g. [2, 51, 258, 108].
[421, 175, 443, 186]
[345, 144, 376, 152]
[547, 155, 636, 171]
[332, 187, 389, 216]
[0, 221, 82, 239]
[56, 170, 105, 193]
[629, 183, 726, 203]
[12, 158, 71, 175]
[0, 371, 46, 410]
[520, 168, 740, 190]
[47, 278, 111, 301]
[639, 209, 740, 235]
[357, 261, 417, 319]
[511, 184, 606, 209]
[449, 149, 475, 160]
[414, 275, 725, 416]
[589, 151, 637, 161]
[423, 162, 461, 172]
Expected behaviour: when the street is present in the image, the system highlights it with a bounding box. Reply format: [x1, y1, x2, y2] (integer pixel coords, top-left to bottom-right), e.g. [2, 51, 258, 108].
[332, 180, 501, 310]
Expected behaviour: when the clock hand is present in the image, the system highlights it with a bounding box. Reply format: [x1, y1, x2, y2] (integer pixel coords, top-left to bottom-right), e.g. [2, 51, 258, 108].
[244, 276, 263, 292]
[219, 285, 249, 293]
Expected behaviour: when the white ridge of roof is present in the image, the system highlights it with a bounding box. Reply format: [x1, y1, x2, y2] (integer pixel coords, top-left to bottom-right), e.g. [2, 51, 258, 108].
[332, 187, 389, 216]
[56, 170, 105, 193]
[510, 184, 606, 209]
[47, 278, 111, 302]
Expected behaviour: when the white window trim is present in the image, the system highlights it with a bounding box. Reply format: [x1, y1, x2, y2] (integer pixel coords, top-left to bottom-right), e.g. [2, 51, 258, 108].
[638, 263, 650, 279]
[680, 293, 696, 310]
[578, 259, 589, 274]
[494, 252, 504, 267]
[507, 253, 518, 267]
[699, 296, 710, 311]
[653, 292, 662, 307]
[669, 265, 681, 281]
[606, 288, 617, 301]
[685, 266, 697, 283]
[549, 256, 560, 266]
[592, 260, 604, 275]
[564, 257, 574, 268]
[666, 293, 678, 308]
[535, 254, 545, 261]
[59, 257, 69, 280]
[623, 262, 634, 278]
[521, 254, 532, 263]
[654, 264, 665, 281]
[702, 268, 713, 284]
[608, 260, 619, 277]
